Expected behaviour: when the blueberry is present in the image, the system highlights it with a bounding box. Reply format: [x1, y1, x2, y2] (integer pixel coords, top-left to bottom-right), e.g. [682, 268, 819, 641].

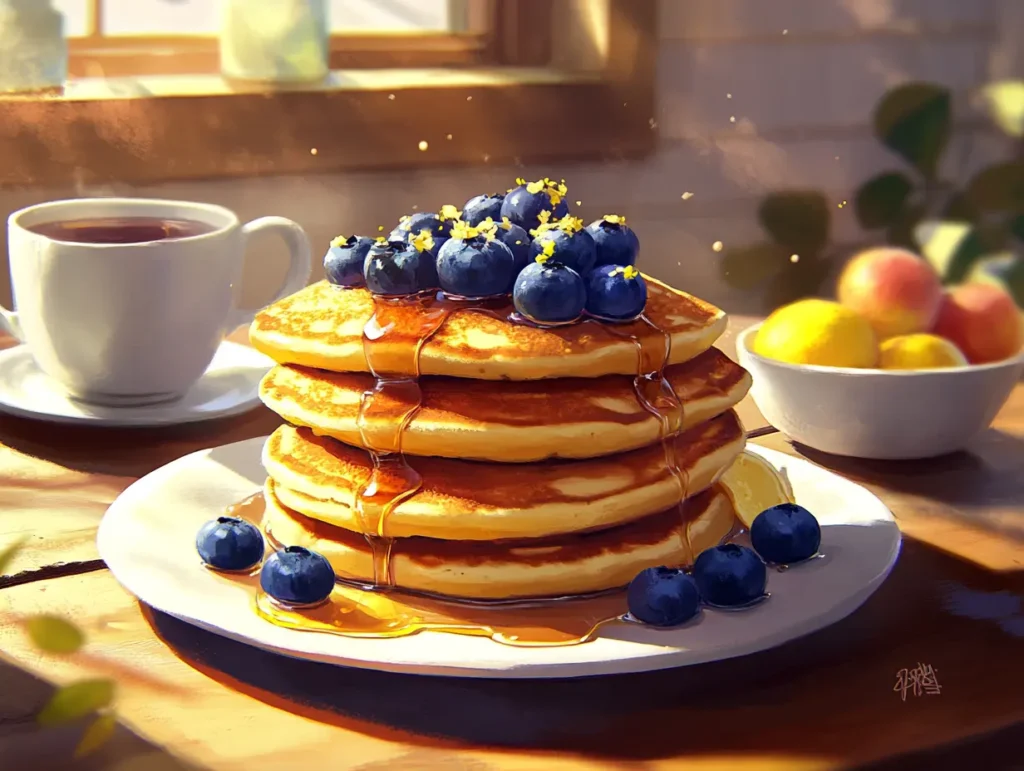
[586, 215, 639, 267]
[477, 217, 532, 290]
[462, 193, 505, 226]
[436, 224, 515, 298]
[584, 264, 648, 321]
[363, 237, 439, 296]
[528, 217, 596, 275]
[388, 205, 459, 244]
[324, 235, 373, 288]
[750, 503, 822, 565]
[500, 177, 571, 232]
[692, 544, 767, 608]
[196, 516, 264, 572]
[259, 546, 336, 606]
[512, 258, 586, 325]
[627, 566, 702, 627]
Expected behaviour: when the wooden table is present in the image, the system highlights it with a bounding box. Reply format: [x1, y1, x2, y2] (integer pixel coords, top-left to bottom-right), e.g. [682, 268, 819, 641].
[1, 319, 1022, 771]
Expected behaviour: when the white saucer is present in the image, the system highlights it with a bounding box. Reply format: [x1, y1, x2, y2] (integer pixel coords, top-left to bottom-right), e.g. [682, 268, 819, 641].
[0, 342, 273, 427]
[98, 439, 902, 679]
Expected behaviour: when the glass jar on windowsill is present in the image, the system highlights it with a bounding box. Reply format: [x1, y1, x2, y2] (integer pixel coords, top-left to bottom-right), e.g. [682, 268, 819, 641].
[0, 0, 66, 95]
[220, 0, 330, 87]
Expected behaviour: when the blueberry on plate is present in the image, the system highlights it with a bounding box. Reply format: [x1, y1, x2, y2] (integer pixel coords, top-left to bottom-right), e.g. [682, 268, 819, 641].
[259, 546, 336, 607]
[750, 503, 821, 565]
[500, 177, 571, 232]
[627, 566, 702, 627]
[692, 544, 768, 608]
[196, 516, 264, 572]
[324, 235, 373, 288]
[528, 217, 596, 276]
[436, 222, 515, 299]
[363, 236, 439, 296]
[585, 264, 648, 321]
[462, 193, 506, 226]
[512, 253, 586, 325]
[586, 215, 640, 267]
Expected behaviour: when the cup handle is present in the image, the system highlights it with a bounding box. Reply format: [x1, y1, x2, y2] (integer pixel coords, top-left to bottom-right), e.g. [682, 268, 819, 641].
[0, 305, 24, 343]
[225, 216, 312, 333]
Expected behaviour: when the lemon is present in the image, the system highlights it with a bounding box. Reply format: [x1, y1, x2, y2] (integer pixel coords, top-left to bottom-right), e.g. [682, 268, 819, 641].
[753, 299, 877, 367]
[878, 334, 968, 370]
[718, 451, 795, 530]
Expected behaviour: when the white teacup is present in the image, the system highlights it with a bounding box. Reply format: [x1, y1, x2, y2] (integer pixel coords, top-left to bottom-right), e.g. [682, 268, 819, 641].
[1, 198, 311, 406]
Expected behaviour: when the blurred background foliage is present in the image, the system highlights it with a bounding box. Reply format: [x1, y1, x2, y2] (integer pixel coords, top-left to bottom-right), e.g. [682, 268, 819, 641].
[722, 79, 1024, 308]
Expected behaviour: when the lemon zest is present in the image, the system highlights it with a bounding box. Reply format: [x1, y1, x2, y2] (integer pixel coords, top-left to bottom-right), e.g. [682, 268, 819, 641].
[612, 265, 640, 280]
[603, 214, 627, 226]
[374, 236, 388, 245]
[330, 235, 348, 248]
[439, 204, 462, 221]
[535, 241, 557, 263]
[411, 230, 435, 253]
[557, 216, 585, 235]
[500, 216, 513, 230]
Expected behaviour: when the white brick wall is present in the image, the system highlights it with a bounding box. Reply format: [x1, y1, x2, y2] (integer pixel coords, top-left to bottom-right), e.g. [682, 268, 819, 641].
[0, 0, 1013, 313]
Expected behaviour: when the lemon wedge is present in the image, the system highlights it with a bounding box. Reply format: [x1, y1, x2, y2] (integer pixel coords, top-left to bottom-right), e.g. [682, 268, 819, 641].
[718, 451, 795, 530]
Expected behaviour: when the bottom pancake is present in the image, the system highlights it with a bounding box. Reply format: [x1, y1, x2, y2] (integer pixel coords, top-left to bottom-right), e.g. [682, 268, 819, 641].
[262, 479, 738, 600]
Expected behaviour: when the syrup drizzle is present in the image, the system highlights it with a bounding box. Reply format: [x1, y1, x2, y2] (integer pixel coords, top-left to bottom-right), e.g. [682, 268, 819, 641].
[599, 314, 693, 563]
[354, 293, 453, 588]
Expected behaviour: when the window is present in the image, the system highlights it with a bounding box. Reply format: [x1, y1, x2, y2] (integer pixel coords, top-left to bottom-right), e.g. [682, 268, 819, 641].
[61, 0, 486, 76]
[0, 1, 657, 188]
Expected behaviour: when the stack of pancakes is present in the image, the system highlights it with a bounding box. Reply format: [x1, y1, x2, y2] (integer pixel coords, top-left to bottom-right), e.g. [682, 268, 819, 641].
[250, 276, 753, 601]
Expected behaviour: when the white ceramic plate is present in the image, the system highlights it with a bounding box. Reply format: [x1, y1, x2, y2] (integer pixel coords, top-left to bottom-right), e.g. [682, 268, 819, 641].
[97, 438, 901, 679]
[0, 341, 273, 427]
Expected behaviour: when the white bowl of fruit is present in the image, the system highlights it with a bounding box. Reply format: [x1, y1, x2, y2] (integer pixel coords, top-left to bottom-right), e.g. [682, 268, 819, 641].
[737, 248, 1024, 460]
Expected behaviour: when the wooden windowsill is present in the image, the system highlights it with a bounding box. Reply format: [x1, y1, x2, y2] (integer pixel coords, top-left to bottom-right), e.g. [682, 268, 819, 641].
[0, 0, 656, 189]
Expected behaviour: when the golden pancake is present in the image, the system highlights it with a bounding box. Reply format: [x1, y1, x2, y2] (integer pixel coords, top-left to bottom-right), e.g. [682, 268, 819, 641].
[261, 481, 738, 600]
[249, 277, 727, 380]
[259, 347, 752, 462]
[264, 411, 745, 540]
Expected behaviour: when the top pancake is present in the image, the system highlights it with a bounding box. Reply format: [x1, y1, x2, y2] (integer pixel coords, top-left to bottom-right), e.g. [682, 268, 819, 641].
[249, 277, 727, 380]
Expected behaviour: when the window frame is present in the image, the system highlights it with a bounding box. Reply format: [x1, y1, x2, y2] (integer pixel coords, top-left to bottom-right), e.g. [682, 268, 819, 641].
[0, 0, 656, 188]
[68, 0, 502, 76]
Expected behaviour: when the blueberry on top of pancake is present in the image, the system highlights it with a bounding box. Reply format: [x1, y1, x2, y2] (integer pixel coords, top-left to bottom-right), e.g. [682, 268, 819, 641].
[587, 214, 639, 267]
[324, 235, 373, 288]
[584, 264, 647, 322]
[501, 177, 570, 232]
[363, 236, 439, 296]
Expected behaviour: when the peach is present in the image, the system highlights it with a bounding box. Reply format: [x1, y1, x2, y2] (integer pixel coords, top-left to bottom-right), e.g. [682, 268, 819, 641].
[837, 247, 944, 339]
[932, 283, 1024, 364]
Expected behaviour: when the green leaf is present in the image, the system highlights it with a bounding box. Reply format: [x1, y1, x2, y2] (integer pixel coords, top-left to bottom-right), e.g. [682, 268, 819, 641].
[758, 191, 830, 253]
[1010, 213, 1024, 243]
[915, 220, 986, 284]
[873, 82, 952, 180]
[942, 192, 981, 224]
[719, 242, 793, 290]
[854, 171, 915, 228]
[981, 80, 1024, 138]
[886, 203, 928, 250]
[25, 615, 85, 655]
[75, 712, 118, 758]
[37, 679, 115, 727]
[965, 162, 1024, 212]
[0, 535, 28, 576]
